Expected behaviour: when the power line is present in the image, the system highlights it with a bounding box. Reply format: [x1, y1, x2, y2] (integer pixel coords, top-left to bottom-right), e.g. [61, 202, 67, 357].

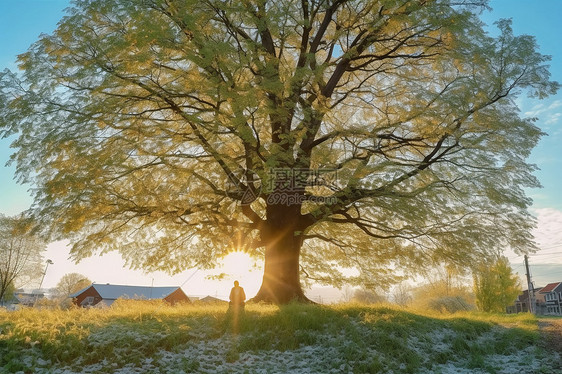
[533, 267, 562, 275]
[180, 268, 200, 288]
[526, 263, 562, 267]
[538, 243, 562, 250]
[530, 251, 562, 256]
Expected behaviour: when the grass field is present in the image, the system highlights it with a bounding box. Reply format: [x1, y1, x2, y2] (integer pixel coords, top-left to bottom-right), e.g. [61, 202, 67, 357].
[0, 301, 559, 373]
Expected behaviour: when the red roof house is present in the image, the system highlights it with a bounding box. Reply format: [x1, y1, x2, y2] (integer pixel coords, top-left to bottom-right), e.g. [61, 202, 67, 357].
[539, 282, 561, 294]
[69, 283, 190, 307]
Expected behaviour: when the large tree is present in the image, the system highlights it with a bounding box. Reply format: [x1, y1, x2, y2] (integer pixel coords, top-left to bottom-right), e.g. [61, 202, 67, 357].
[0, 215, 46, 302]
[0, 0, 558, 303]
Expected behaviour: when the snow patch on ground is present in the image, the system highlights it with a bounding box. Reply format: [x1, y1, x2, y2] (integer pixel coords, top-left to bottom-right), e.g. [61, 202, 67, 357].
[15, 317, 555, 374]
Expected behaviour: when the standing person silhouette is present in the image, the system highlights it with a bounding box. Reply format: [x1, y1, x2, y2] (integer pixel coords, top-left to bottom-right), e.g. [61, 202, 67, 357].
[229, 280, 246, 309]
[228, 280, 246, 334]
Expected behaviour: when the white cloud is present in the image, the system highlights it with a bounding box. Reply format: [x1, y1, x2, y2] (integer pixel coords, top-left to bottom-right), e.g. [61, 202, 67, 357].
[524, 105, 543, 118]
[524, 100, 562, 125]
[545, 112, 561, 125]
[549, 100, 562, 110]
[506, 208, 562, 286]
[529, 207, 562, 264]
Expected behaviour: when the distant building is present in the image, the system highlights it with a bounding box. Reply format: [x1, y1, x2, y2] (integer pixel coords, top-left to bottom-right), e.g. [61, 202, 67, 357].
[539, 282, 562, 315]
[13, 289, 46, 307]
[506, 287, 545, 314]
[0, 292, 21, 308]
[69, 283, 190, 307]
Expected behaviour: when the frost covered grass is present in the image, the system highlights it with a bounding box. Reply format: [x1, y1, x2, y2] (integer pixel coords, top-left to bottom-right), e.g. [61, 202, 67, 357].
[0, 301, 557, 373]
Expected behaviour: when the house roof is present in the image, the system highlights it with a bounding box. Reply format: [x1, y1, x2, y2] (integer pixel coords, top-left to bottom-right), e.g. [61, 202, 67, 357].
[516, 289, 529, 302]
[199, 295, 227, 303]
[515, 287, 543, 302]
[539, 282, 562, 294]
[69, 284, 182, 300]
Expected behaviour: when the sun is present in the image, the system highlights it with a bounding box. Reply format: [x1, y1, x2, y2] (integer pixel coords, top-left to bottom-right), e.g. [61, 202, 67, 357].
[221, 251, 254, 277]
[219, 251, 263, 295]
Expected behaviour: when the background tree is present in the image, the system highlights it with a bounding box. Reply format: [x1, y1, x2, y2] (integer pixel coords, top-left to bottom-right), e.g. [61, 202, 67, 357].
[55, 273, 91, 298]
[410, 265, 474, 313]
[0, 281, 15, 306]
[352, 288, 386, 304]
[391, 282, 412, 307]
[473, 256, 521, 313]
[341, 286, 355, 303]
[0, 0, 558, 303]
[0, 215, 46, 302]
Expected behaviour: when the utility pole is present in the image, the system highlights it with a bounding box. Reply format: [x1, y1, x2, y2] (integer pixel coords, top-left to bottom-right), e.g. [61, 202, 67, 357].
[524, 255, 535, 314]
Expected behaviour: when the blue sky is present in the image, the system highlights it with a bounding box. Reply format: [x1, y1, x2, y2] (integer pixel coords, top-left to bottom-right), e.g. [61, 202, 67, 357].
[0, 1, 561, 292]
[0, 1, 69, 214]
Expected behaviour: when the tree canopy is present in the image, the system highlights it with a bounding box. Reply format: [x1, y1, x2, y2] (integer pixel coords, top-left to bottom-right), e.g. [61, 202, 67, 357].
[0, 0, 558, 303]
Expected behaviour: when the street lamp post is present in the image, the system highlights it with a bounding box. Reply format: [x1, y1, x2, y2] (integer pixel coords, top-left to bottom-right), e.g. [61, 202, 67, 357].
[39, 259, 54, 290]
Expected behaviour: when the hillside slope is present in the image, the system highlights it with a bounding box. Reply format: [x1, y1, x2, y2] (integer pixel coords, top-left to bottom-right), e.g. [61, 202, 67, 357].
[0, 302, 559, 373]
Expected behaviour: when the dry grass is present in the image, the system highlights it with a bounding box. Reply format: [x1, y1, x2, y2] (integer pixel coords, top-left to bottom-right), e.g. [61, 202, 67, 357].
[0, 301, 555, 373]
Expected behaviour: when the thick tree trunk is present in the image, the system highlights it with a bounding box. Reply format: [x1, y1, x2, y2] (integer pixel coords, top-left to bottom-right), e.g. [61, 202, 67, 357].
[251, 200, 312, 304]
[251, 231, 308, 303]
